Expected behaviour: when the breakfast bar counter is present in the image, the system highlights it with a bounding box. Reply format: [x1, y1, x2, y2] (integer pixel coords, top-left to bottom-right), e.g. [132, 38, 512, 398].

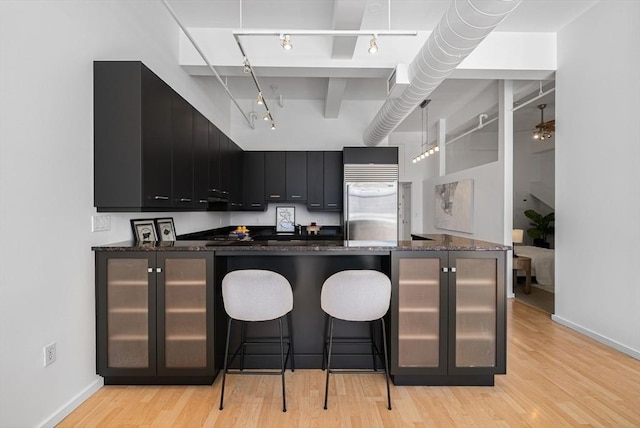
[93, 235, 509, 386]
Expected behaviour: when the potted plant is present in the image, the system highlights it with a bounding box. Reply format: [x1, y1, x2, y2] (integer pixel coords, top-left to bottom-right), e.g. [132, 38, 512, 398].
[524, 209, 554, 248]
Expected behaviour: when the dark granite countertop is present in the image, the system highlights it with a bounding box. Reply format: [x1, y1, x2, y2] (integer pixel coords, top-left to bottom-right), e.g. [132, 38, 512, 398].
[92, 234, 510, 252]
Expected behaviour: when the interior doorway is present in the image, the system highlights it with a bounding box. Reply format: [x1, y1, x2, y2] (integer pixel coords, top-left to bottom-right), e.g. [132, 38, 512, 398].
[399, 182, 412, 240]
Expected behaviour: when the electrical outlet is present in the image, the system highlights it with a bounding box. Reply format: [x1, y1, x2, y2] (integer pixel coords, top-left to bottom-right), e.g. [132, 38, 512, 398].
[44, 342, 56, 367]
[91, 215, 111, 232]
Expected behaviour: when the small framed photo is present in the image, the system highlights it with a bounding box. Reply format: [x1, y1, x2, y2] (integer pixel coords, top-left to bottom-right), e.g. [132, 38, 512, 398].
[130, 218, 158, 242]
[276, 206, 295, 232]
[155, 217, 176, 241]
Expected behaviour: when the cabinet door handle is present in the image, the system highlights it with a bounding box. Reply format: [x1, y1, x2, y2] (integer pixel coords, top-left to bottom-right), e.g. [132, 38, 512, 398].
[199, 199, 208, 204]
[269, 194, 281, 198]
[451, 267, 457, 273]
[179, 198, 192, 202]
[309, 203, 321, 207]
[442, 267, 449, 273]
[209, 188, 218, 192]
[327, 203, 337, 207]
[156, 267, 162, 273]
[222, 190, 229, 195]
[148, 267, 154, 273]
[154, 195, 169, 200]
[291, 195, 301, 198]
[251, 203, 262, 207]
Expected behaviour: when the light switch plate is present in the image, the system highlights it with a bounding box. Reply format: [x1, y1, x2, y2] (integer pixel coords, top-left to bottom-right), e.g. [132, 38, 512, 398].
[92, 215, 111, 232]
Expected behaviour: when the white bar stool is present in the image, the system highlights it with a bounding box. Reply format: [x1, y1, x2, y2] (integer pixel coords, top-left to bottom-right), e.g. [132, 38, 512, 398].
[219, 270, 294, 412]
[320, 270, 392, 410]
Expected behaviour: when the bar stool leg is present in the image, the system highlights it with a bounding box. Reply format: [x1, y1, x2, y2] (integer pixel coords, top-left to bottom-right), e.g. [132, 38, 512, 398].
[321, 314, 329, 371]
[381, 318, 392, 410]
[323, 317, 335, 410]
[287, 312, 295, 372]
[279, 317, 287, 412]
[239, 321, 246, 371]
[219, 317, 233, 410]
[370, 321, 378, 371]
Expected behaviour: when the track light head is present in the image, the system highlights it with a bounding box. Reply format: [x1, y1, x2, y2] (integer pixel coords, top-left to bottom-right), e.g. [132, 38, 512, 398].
[280, 34, 293, 51]
[368, 35, 378, 54]
[271, 122, 276, 130]
[263, 111, 270, 121]
[257, 93, 264, 105]
[242, 57, 251, 74]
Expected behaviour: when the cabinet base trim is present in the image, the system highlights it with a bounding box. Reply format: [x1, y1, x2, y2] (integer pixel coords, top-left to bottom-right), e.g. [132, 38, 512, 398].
[103, 376, 215, 385]
[392, 374, 495, 386]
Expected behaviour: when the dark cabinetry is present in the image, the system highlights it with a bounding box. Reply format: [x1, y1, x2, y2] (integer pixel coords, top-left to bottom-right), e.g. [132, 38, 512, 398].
[243, 151, 266, 211]
[192, 110, 210, 209]
[94, 61, 173, 211]
[307, 151, 342, 211]
[343, 146, 398, 164]
[95, 251, 215, 384]
[171, 93, 194, 208]
[265, 152, 286, 202]
[285, 152, 307, 201]
[391, 251, 506, 385]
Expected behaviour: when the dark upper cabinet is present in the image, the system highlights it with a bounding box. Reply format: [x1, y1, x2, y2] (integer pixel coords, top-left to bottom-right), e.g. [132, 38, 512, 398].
[244, 151, 266, 210]
[285, 152, 307, 201]
[94, 61, 173, 211]
[171, 93, 194, 209]
[307, 151, 324, 210]
[229, 140, 244, 209]
[219, 132, 231, 200]
[192, 110, 210, 209]
[207, 123, 221, 197]
[265, 152, 286, 202]
[323, 151, 343, 211]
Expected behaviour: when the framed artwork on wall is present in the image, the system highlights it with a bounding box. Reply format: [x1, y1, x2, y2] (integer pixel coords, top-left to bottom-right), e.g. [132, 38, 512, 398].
[434, 179, 474, 233]
[130, 218, 158, 242]
[155, 218, 176, 241]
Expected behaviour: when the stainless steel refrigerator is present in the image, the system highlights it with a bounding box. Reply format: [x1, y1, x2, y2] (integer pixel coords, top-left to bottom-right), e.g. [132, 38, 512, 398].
[344, 164, 399, 243]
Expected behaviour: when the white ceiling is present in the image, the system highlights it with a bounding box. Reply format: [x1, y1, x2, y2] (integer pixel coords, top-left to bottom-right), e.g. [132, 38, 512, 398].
[167, 0, 594, 134]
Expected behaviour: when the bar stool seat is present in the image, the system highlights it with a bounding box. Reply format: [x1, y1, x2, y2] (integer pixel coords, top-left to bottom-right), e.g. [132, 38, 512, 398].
[321, 270, 392, 410]
[219, 269, 294, 412]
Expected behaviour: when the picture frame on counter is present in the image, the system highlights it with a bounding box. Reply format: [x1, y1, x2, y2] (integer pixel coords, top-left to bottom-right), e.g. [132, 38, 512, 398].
[155, 217, 176, 241]
[276, 206, 295, 232]
[130, 218, 158, 242]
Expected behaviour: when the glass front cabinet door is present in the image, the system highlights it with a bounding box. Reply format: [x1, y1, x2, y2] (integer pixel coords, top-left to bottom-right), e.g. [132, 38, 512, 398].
[391, 251, 506, 384]
[96, 251, 214, 382]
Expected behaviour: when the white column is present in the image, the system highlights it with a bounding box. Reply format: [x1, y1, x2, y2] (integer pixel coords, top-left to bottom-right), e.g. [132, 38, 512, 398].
[499, 80, 514, 298]
[437, 118, 446, 177]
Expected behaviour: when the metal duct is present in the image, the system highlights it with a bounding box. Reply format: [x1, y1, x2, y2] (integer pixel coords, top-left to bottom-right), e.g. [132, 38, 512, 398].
[362, 0, 522, 146]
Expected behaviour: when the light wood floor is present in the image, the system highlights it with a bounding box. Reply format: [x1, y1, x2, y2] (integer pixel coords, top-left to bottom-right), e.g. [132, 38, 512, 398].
[59, 300, 640, 427]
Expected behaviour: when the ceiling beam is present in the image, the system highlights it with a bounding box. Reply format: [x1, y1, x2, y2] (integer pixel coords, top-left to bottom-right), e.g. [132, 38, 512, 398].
[330, 0, 367, 59]
[325, 77, 348, 118]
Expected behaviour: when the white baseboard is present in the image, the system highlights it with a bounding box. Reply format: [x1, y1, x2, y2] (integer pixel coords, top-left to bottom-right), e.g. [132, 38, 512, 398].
[37, 377, 104, 428]
[551, 314, 640, 360]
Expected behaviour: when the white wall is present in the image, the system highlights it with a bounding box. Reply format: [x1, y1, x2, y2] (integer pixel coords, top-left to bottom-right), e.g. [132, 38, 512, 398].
[554, 0, 640, 357]
[0, 2, 232, 427]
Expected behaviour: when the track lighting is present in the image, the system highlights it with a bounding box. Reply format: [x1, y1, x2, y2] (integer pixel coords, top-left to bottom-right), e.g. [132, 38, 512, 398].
[263, 111, 270, 121]
[243, 57, 251, 74]
[257, 92, 264, 105]
[280, 34, 293, 51]
[271, 123, 276, 130]
[368, 35, 378, 54]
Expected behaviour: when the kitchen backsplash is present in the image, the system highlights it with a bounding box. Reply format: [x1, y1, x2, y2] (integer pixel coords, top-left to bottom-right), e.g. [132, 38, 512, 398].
[230, 203, 341, 227]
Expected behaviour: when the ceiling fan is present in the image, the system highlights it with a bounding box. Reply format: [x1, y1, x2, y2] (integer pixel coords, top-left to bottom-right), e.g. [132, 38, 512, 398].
[532, 103, 555, 140]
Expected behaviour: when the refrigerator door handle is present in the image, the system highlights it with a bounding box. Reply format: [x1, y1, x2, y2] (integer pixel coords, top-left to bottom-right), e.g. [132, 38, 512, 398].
[345, 184, 350, 240]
